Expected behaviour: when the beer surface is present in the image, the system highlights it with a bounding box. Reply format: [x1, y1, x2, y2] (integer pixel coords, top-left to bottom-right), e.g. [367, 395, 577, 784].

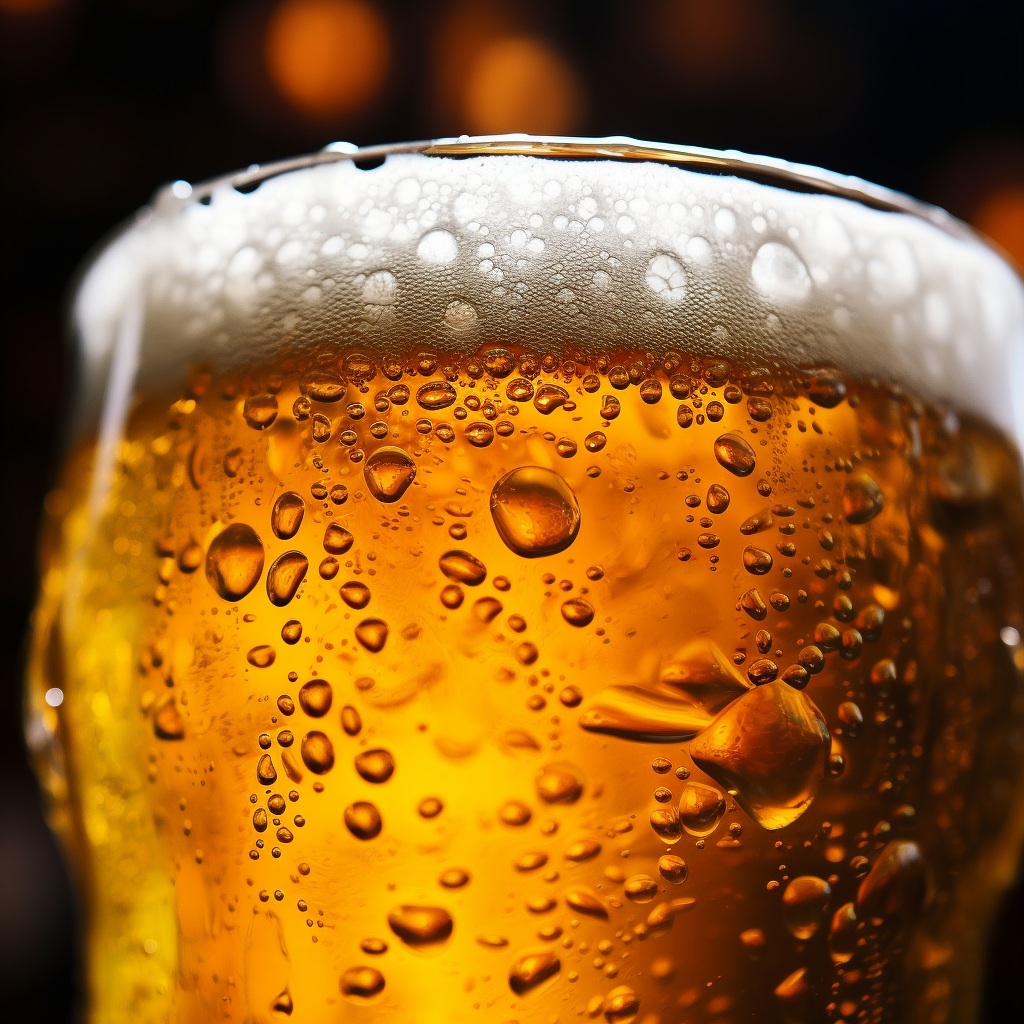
[28, 348, 1024, 1023]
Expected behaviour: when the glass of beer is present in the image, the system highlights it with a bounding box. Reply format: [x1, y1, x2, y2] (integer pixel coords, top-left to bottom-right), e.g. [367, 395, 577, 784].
[25, 136, 1024, 1023]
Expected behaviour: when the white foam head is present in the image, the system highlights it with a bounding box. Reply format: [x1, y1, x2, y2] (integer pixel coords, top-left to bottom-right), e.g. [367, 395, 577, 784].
[73, 137, 1024, 448]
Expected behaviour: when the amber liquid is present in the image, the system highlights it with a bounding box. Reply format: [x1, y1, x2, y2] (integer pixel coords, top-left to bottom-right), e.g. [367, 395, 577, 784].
[27, 349, 1024, 1023]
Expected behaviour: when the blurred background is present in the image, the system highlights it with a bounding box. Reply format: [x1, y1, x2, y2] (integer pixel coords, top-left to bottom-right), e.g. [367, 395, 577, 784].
[0, 0, 1022, 1020]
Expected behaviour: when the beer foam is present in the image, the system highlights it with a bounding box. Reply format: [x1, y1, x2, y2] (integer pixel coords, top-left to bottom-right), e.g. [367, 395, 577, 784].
[74, 145, 1024, 447]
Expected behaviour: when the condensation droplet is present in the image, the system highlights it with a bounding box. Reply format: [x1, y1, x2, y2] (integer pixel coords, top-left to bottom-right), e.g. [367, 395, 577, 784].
[439, 550, 487, 585]
[560, 598, 594, 627]
[624, 875, 659, 904]
[323, 523, 354, 555]
[205, 523, 264, 600]
[490, 467, 580, 558]
[256, 754, 277, 785]
[355, 618, 388, 653]
[679, 783, 726, 837]
[355, 748, 395, 783]
[509, 949, 560, 995]
[387, 905, 453, 947]
[247, 645, 276, 668]
[364, 447, 416, 503]
[339, 966, 385, 1001]
[300, 731, 334, 774]
[782, 876, 831, 938]
[298, 679, 333, 717]
[714, 433, 756, 476]
[345, 801, 382, 839]
[341, 705, 362, 736]
[243, 394, 279, 429]
[536, 763, 583, 804]
[340, 581, 371, 609]
[658, 855, 688, 884]
[843, 473, 884, 524]
[417, 380, 457, 410]
[267, 551, 308, 606]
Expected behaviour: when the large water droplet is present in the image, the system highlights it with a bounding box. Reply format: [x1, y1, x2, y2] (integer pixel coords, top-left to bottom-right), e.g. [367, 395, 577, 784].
[271, 987, 293, 1015]
[256, 754, 277, 785]
[364, 447, 416, 503]
[564, 887, 608, 918]
[783, 876, 831, 938]
[416, 380, 457, 410]
[267, 551, 308, 606]
[650, 805, 682, 844]
[154, 698, 185, 740]
[300, 369, 346, 403]
[344, 801, 382, 839]
[355, 618, 388, 652]
[341, 705, 362, 736]
[323, 523, 354, 555]
[340, 581, 371, 609]
[689, 682, 830, 829]
[300, 731, 334, 774]
[855, 839, 926, 923]
[355, 748, 395, 783]
[417, 229, 458, 264]
[387, 905, 453, 947]
[828, 902, 858, 964]
[533, 385, 569, 415]
[679, 783, 726, 837]
[490, 467, 580, 558]
[243, 394, 279, 429]
[751, 241, 812, 302]
[714, 433, 756, 476]
[624, 875, 659, 904]
[659, 639, 752, 713]
[560, 598, 594, 627]
[508, 949, 560, 995]
[271, 492, 305, 540]
[205, 523, 264, 600]
[658, 854, 687, 884]
[603, 986, 641, 1024]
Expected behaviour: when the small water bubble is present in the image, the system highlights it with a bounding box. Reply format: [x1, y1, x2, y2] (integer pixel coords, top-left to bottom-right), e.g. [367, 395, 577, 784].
[418, 796, 443, 819]
[311, 413, 332, 443]
[256, 754, 277, 785]
[440, 584, 464, 609]
[439, 868, 470, 889]
[253, 808, 268, 832]
[267, 552, 308, 606]
[560, 598, 594, 627]
[650, 805, 683, 844]
[742, 545, 773, 575]
[416, 380, 457, 410]
[842, 473, 884, 524]
[364, 447, 416, 503]
[388, 905, 453, 947]
[439, 550, 487, 585]
[339, 965, 385, 1001]
[783, 876, 831, 938]
[509, 949, 560, 995]
[624, 875, 659, 904]
[536, 763, 583, 804]
[499, 800, 532, 826]
[300, 731, 334, 774]
[298, 679, 332, 717]
[205, 523, 264, 600]
[706, 484, 731, 514]
[247, 645, 276, 668]
[341, 705, 362, 736]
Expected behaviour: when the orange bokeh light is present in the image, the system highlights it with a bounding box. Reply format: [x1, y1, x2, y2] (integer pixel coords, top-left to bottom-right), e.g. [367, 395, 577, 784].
[463, 35, 583, 136]
[974, 185, 1024, 271]
[264, 0, 388, 118]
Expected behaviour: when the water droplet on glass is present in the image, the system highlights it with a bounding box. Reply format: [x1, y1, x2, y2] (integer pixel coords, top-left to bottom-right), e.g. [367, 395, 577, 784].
[805, 370, 847, 408]
[341, 705, 362, 736]
[564, 840, 601, 862]
[706, 484, 730, 514]
[243, 394, 278, 429]
[536, 763, 583, 803]
[340, 581, 371, 609]
[300, 369, 346, 403]
[154, 698, 185, 739]
[679, 783, 726, 837]
[271, 987, 293, 1015]
[564, 887, 608, 918]
[580, 685, 711, 743]
[344, 801, 382, 839]
[689, 682, 830, 829]
[533, 385, 569, 415]
[300, 731, 334, 774]
[355, 618, 388, 652]
[339, 966, 385, 1001]
[205, 523, 264, 600]
[323, 523, 353, 555]
[828, 902, 858, 963]
[508, 949, 560, 995]
[247, 645, 276, 668]
[658, 854, 688, 884]
[266, 551, 308, 606]
[355, 748, 395, 783]
[650, 805, 683, 844]
[624, 875, 659, 904]
[257, 754, 277, 785]
[603, 986, 641, 1024]
[490, 467, 580, 558]
[855, 839, 926, 922]
[298, 679, 333, 717]
[560, 597, 594, 627]
[499, 800, 532, 826]
[360, 937, 387, 955]
[418, 796, 443, 818]
[387, 905, 453, 947]
[843, 473, 884, 524]
[364, 446, 416, 503]
[714, 433, 756, 476]
[439, 550, 487, 585]
[742, 545, 773, 575]
[782, 876, 831, 938]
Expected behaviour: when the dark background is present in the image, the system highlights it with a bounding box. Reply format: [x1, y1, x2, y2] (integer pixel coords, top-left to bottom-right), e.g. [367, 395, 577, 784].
[1, 1, 1022, 1020]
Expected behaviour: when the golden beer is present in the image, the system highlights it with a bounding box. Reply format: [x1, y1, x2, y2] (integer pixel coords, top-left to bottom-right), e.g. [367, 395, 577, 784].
[25, 140, 1024, 1023]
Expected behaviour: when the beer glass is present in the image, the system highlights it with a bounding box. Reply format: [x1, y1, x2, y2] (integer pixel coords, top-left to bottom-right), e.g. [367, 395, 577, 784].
[25, 136, 1024, 1023]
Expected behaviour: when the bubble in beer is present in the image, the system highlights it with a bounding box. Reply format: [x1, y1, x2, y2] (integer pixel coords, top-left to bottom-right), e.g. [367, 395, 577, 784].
[843, 473, 884, 524]
[650, 805, 683, 844]
[439, 550, 487, 585]
[508, 950, 560, 995]
[689, 682, 830, 829]
[465, 422, 494, 447]
[247, 645, 276, 668]
[266, 551, 308, 606]
[340, 581, 372, 609]
[344, 801, 382, 840]
[782, 876, 832, 938]
[300, 731, 334, 774]
[387, 905, 453, 947]
[706, 484, 731, 514]
[828, 903, 858, 964]
[439, 868, 470, 889]
[417, 380, 457, 410]
[490, 467, 580, 558]
[355, 748, 395, 783]
[560, 598, 594, 627]
[339, 966, 385, 1001]
[624, 875, 659, 903]
[658, 855, 688, 884]
[742, 545, 773, 575]
[533, 384, 569, 414]
[298, 679, 333, 717]
[300, 370, 346, 403]
[535, 763, 583, 804]
[205, 523, 265, 600]
[439, 584, 464, 609]
[256, 754, 277, 785]
[679, 783, 726, 837]
[364, 446, 417, 503]
[323, 523, 354, 554]
[243, 394, 278, 430]
[714, 433, 756, 476]
[805, 370, 847, 408]
[855, 839, 926, 921]
[281, 620, 302, 644]
[355, 618, 388, 653]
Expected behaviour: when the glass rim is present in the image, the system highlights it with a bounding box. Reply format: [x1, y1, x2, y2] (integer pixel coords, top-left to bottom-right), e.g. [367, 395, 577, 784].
[152, 133, 976, 244]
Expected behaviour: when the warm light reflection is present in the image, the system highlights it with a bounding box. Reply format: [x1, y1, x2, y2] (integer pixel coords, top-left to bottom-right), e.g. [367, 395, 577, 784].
[975, 184, 1024, 270]
[265, 0, 389, 118]
[463, 35, 583, 136]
